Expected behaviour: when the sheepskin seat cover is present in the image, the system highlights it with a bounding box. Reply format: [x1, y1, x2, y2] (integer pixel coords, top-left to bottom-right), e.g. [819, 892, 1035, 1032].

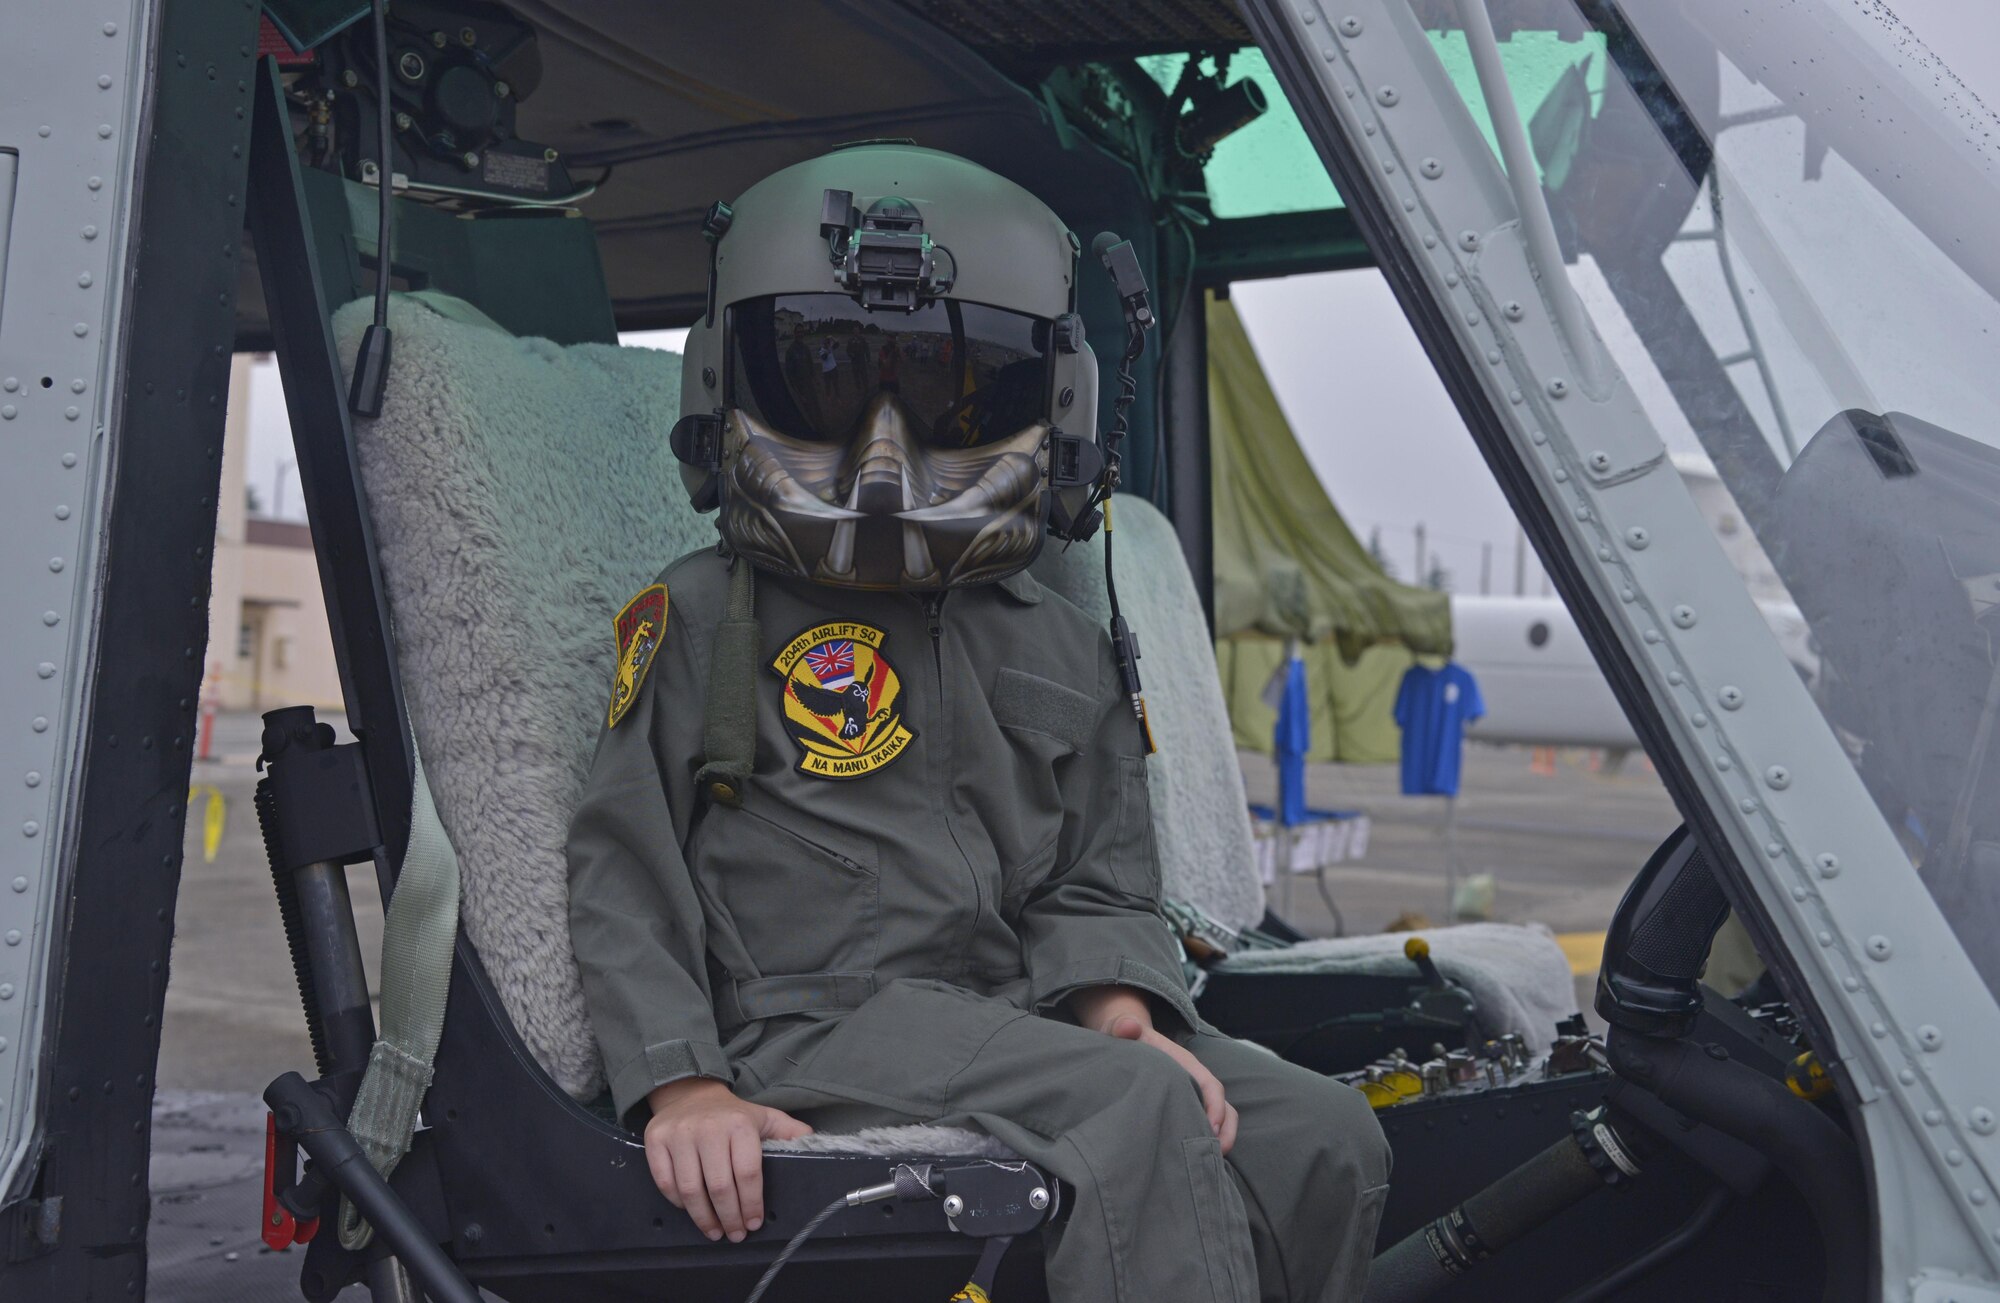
[1211, 923, 1579, 1050]
[1028, 502, 1265, 932]
[335, 294, 701, 1099]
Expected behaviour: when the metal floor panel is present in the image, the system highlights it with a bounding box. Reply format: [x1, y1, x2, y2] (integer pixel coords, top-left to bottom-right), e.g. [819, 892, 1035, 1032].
[148, 1090, 368, 1303]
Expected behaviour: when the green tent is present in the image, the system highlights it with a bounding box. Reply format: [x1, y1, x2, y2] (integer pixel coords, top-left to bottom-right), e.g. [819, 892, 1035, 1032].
[1208, 292, 1452, 763]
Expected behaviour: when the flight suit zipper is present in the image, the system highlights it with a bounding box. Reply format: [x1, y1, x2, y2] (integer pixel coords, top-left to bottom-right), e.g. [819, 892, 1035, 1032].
[921, 591, 986, 982]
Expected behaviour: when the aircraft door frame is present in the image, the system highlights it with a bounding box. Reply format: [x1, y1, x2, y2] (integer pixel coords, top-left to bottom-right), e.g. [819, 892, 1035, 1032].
[0, 1, 261, 1295]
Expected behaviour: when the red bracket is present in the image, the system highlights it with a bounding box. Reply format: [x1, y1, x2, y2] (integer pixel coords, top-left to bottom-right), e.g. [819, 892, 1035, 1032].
[262, 1111, 321, 1251]
[256, 14, 319, 67]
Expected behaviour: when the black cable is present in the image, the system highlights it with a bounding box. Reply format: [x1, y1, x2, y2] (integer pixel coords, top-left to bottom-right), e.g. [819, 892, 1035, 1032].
[369, 0, 391, 331]
[1099, 317, 1153, 750]
[741, 1195, 848, 1303]
[346, 0, 396, 415]
[1313, 864, 1347, 938]
[1084, 317, 1149, 524]
[1552, 1186, 1730, 1303]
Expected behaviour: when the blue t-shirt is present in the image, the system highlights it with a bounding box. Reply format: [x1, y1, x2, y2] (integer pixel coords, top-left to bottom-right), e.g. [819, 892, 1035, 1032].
[1273, 655, 1312, 825]
[1394, 662, 1485, 797]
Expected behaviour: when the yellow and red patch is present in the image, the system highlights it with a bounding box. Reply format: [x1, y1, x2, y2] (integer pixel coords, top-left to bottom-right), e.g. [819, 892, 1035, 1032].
[771, 621, 916, 779]
[607, 584, 668, 728]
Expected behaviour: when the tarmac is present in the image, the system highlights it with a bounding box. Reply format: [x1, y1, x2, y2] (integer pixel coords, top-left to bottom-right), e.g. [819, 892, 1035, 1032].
[147, 710, 1679, 1301]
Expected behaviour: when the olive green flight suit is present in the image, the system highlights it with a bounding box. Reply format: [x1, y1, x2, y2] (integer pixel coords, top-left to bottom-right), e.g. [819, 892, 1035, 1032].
[567, 548, 1389, 1302]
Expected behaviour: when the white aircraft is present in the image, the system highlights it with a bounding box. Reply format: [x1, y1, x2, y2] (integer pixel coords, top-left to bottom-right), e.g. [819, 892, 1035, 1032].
[1452, 593, 1815, 752]
[1452, 454, 1817, 752]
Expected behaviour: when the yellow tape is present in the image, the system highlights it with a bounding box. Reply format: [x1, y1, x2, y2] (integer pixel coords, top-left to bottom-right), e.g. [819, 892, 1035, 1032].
[1786, 1051, 1835, 1101]
[1360, 1069, 1424, 1110]
[949, 1286, 992, 1303]
[188, 785, 226, 864]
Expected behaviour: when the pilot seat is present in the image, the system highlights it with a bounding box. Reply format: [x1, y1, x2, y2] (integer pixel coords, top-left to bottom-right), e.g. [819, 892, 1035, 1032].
[240, 109, 1574, 1300]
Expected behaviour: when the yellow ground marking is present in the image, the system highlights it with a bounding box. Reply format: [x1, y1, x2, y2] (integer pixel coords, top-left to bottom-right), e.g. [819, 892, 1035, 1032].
[189, 785, 226, 863]
[1554, 930, 1606, 976]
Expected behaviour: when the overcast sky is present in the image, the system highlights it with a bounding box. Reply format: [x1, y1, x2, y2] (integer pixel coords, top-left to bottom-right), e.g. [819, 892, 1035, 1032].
[241, 0, 2000, 596]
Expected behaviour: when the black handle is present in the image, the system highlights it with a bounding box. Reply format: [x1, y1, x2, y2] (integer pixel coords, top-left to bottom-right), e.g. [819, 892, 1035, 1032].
[1596, 826, 1730, 1038]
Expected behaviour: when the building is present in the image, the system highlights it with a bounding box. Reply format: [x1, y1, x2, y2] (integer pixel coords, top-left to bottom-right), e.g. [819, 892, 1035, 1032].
[203, 356, 344, 714]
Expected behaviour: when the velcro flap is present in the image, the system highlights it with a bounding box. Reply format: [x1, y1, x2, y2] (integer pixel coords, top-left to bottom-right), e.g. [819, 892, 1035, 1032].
[992, 668, 1096, 754]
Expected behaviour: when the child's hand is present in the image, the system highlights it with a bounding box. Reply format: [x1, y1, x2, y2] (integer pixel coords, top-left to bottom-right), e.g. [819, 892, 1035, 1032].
[643, 1078, 814, 1241]
[1071, 986, 1238, 1154]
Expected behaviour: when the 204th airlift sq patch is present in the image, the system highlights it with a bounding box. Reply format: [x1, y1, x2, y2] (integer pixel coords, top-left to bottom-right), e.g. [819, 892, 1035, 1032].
[772, 620, 916, 779]
[607, 584, 668, 729]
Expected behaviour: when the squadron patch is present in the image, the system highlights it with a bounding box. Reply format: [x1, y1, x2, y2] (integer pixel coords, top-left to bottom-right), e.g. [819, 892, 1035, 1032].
[771, 621, 916, 779]
[607, 584, 668, 729]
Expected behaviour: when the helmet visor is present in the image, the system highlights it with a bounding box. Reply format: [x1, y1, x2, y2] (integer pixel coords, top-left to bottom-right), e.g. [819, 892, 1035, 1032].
[728, 293, 1052, 449]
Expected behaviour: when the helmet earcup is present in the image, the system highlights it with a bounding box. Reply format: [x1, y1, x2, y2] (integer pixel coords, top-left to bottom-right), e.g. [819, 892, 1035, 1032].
[1047, 341, 1101, 541]
[675, 319, 726, 513]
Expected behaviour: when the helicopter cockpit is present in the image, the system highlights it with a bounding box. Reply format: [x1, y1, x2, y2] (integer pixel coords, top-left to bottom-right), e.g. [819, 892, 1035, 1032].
[4, 0, 2000, 1300]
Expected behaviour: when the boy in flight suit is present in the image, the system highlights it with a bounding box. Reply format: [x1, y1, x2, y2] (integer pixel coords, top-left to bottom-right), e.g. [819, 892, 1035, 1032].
[567, 143, 1388, 1301]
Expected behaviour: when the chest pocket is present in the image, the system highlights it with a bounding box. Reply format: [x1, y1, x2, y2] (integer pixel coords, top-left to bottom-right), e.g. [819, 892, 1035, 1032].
[692, 804, 880, 978]
[991, 668, 1098, 903]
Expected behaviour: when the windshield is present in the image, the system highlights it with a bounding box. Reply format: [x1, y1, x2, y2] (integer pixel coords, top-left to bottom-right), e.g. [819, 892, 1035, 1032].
[1411, 1, 2000, 982]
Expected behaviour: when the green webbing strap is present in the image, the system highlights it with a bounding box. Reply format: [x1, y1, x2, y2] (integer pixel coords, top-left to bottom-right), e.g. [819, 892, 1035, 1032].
[338, 744, 460, 1250]
[696, 555, 758, 807]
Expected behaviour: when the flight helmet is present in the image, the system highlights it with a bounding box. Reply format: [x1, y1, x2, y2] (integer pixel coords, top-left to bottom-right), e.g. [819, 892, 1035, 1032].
[671, 143, 1101, 591]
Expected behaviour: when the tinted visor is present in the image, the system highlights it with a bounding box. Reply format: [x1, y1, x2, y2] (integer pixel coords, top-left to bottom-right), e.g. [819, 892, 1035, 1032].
[728, 293, 1052, 447]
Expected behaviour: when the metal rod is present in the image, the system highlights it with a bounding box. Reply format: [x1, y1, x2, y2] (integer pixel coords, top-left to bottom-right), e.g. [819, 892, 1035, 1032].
[1449, 0, 1605, 394]
[1933, 638, 2000, 897]
[1707, 175, 1800, 457]
[294, 858, 377, 1073]
[266, 1073, 479, 1303]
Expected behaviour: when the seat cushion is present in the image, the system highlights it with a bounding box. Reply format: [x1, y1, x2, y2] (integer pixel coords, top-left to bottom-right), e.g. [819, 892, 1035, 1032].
[335, 294, 707, 1099]
[1029, 501, 1266, 932]
[1211, 923, 1579, 1049]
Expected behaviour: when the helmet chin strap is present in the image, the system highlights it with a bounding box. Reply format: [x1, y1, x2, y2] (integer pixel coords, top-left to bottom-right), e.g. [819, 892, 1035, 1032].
[1090, 234, 1158, 754]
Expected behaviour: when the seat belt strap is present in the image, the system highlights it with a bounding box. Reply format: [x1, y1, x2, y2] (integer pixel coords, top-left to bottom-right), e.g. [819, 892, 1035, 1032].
[338, 743, 460, 1250]
[696, 554, 758, 807]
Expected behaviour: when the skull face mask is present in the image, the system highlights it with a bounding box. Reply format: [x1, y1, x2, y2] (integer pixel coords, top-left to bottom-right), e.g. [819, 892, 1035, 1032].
[713, 291, 1057, 591]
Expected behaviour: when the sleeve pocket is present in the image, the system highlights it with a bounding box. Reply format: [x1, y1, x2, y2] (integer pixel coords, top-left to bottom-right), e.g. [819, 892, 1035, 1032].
[1109, 754, 1163, 898]
[992, 668, 1097, 755]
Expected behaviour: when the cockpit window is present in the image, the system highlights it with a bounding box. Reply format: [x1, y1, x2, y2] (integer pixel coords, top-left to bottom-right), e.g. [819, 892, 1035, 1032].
[1408, 0, 2000, 984]
[1139, 48, 1343, 218]
[1140, 37, 1606, 219]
